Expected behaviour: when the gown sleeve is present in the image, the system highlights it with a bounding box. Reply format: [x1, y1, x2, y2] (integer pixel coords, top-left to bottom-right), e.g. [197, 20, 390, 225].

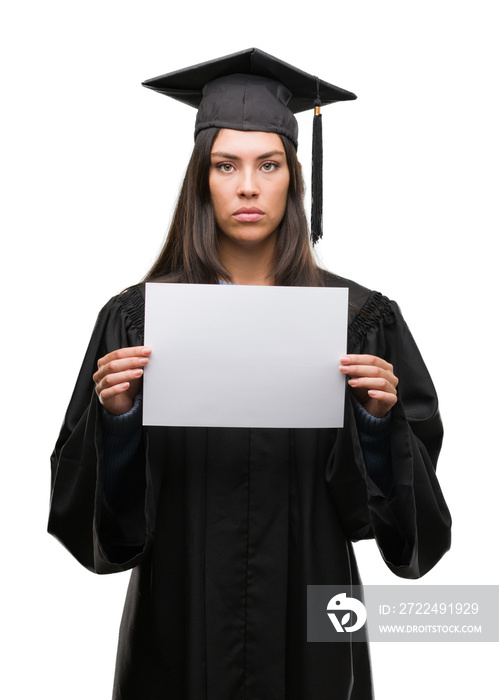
[326, 291, 452, 579]
[48, 285, 159, 574]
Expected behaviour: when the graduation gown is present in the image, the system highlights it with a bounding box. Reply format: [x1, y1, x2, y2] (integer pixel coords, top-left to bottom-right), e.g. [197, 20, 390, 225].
[48, 273, 451, 700]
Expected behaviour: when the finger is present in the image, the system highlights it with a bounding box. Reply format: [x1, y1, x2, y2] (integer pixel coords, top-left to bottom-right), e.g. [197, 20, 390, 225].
[340, 363, 390, 377]
[340, 363, 397, 386]
[366, 390, 398, 410]
[97, 368, 144, 394]
[348, 376, 397, 395]
[340, 354, 386, 365]
[340, 354, 394, 372]
[96, 346, 152, 370]
[94, 355, 149, 384]
[94, 348, 151, 385]
[98, 381, 132, 404]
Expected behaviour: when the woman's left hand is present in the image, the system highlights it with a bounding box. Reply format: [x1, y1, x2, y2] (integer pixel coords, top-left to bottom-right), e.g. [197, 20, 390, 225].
[339, 354, 398, 418]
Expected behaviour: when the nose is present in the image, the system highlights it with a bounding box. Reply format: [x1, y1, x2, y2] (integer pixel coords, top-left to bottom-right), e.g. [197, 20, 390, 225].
[237, 168, 259, 198]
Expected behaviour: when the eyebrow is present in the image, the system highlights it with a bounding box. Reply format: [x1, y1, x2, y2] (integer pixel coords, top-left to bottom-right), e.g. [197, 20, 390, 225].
[211, 150, 285, 160]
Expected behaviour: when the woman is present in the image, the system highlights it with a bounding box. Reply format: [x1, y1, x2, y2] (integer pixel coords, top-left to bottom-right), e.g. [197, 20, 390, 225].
[49, 49, 451, 699]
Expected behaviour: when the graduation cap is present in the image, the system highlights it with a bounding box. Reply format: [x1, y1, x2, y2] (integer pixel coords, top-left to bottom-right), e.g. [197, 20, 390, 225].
[142, 48, 356, 245]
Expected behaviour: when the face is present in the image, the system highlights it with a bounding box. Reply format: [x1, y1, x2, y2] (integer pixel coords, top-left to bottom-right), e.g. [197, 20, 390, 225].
[209, 129, 290, 248]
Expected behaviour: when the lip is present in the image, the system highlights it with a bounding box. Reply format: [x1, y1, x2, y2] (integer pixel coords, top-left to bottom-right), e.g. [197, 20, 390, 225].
[233, 207, 265, 222]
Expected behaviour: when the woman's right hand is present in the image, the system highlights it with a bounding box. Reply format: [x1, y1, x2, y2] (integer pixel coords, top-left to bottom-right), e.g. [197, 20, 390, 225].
[93, 346, 152, 416]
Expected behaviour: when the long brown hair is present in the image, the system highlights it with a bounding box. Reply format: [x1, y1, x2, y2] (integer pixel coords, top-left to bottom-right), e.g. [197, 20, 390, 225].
[144, 127, 324, 286]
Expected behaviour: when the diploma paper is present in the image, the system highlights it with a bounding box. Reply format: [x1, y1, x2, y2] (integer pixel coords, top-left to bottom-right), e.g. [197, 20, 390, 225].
[143, 283, 348, 429]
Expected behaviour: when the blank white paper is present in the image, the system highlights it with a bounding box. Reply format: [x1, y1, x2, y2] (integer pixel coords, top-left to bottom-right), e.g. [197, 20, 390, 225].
[143, 283, 348, 428]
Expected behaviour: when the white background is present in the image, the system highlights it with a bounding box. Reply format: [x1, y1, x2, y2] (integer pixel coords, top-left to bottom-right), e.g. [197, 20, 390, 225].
[2, 1, 497, 697]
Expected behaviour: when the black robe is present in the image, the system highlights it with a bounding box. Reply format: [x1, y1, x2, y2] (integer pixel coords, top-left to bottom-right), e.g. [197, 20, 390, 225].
[48, 273, 451, 700]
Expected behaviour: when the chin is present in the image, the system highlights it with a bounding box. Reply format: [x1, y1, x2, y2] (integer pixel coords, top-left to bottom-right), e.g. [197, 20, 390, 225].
[221, 227, 277, 246]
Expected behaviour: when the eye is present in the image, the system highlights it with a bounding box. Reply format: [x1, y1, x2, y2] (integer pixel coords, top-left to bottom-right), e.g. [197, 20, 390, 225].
[216, 162, 235, 173]
[261, 161, 279, 172]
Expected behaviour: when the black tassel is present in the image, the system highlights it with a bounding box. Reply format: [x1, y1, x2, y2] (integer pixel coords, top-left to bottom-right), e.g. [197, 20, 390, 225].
[311, 97, 323, 245]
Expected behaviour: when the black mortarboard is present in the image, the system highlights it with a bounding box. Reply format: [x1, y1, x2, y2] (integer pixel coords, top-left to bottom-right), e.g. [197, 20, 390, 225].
[142, 48, 356, 244]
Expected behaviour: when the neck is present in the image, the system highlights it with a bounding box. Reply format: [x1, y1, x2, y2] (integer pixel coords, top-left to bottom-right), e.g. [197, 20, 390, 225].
[217, 233, 276, 286]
